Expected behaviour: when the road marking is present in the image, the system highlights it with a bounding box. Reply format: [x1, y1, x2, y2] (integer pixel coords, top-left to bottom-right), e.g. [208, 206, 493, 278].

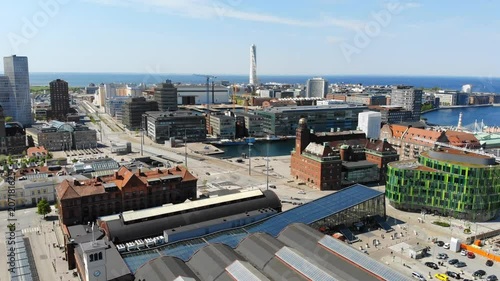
[21, 227, 40, 234]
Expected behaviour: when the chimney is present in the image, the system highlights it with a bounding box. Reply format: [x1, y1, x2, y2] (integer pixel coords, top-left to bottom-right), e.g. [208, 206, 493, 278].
[114, 171, 119, 179]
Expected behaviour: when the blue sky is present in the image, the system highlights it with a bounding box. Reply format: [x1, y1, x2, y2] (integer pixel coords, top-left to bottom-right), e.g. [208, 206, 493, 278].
[1, 0, 499, 76]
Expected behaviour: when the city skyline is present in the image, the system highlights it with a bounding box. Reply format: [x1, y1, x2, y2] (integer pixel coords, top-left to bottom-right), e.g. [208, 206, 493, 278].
[0, 1, 499, 77]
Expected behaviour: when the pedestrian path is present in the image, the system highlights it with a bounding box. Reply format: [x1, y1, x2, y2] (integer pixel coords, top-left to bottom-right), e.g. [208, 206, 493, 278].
[21, 227, 40, 234]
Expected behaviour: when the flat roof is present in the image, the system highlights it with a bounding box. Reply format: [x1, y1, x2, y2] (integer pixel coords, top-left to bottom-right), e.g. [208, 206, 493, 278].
[122, 190, 265, 223]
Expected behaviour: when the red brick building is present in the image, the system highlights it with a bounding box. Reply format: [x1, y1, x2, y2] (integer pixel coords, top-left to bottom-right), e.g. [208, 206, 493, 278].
[56, 166, 197, 226]
[291, 118, 399, 190]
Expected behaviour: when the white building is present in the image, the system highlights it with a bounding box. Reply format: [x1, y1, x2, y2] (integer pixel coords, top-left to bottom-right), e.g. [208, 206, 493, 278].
[306, 78, 328, 98]
[177, 85, 230, 104]
[316, 100, 346, 106]
[249, 44, 258, 85]
[358, 111, 381, 139]
[462, 84, 472, 94]
[126, 83, 145, 97]
[3, 55, 32, 126]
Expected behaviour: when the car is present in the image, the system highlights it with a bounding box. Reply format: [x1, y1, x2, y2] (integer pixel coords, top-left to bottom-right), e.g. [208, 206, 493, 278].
[436, 241, 445, 247]
[448, 259, 459, 265]
[487, 275, 498, 281]
[460, 250, 467, 256]
[298, 190, 306, 194]
[463, 279, 473, 281]
[454, 261, 466, 268]
[435, 273, 449, 281]
[437, 253, 448, 259]
[473, 270, 486, 277]
[269, 185, 277, 189]
[486, 260, 494, 266]
[205, 172, 211, 175]
[446, 271, 460, 279]
[443, 243, 450, 249]
[425, 262, 439, 270]
[467, 252, 475, 259]
[412, 272, 426, 281]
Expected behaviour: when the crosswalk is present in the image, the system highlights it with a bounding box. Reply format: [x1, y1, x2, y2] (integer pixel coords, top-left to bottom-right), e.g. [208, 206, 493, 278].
[21, 227, 40, 234]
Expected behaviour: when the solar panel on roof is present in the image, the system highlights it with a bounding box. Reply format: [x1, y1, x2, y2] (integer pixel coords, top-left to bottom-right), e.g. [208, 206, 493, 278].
[275, 246, 337, 281]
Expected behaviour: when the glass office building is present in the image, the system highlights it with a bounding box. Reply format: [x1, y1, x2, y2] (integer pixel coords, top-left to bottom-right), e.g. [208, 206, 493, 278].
[386, 148, 500, 221]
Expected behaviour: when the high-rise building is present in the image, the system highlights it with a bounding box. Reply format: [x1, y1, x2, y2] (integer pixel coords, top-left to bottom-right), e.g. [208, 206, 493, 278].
[306, 78, 328, 98]
[3, 55, 33, 126]
[49, 79, 70, 120]
[390, 85, 422, 121]
[0, 76, 12, 119]
[154, 80, 178, 111]
[121, 97, 158, 130]
[249, 44, 258, 85]
[358, 111, 381, 139]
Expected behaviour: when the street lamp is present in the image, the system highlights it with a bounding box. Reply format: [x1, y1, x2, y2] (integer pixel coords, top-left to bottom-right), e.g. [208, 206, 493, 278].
[184, 129, 188, 168]
[248, 142, 253, 175]
[266, 145, 270, 190]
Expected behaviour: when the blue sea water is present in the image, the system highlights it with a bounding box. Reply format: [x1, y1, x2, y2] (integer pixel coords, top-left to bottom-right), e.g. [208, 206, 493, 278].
[422, 106, 500, 128]
[29, 73, 500, 93]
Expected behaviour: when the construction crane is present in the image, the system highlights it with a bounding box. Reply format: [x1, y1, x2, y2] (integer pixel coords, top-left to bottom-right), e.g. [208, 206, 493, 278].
[193, 74, 217, 109]
[193, 74, 217, 136]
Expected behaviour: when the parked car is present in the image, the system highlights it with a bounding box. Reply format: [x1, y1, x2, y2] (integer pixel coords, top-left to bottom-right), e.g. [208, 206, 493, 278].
[454, 261, 467, 268]
[460, 250, 468, 256]
[467, 252, 475, 259]
[434, 273, 449, 281]
[436, 241, 445, 247]
[486, 260, 494, 267]
[446, 271, 460, 279]
[437, 253, 448, 259]
[448, 259, 459, 265]
[487, 275, 498, 281]
[412, 272, 426, 281]
[473, 270, 486, 278]
[269, 185, 277, 189]
[425, 262, 439, 270]
[443, 243, 450, 249]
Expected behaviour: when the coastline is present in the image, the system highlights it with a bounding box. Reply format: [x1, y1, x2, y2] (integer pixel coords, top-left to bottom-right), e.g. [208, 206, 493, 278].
[421, 103, 492, 114]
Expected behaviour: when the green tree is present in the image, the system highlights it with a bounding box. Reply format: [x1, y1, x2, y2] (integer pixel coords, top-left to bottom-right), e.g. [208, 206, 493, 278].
[5, 116, 13, 122]
[72, 158, 78, 163]
[36, 199, 52, 219]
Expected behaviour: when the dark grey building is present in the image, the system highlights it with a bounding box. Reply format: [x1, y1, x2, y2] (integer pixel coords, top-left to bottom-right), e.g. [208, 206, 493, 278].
[143, 110, 206, 144]
[49, 79, 70, 120]
[391, 86, 422, 121]
[255, 105, 367, 136]
[154, 80, 178, 111]
[121, 97, 158, 130]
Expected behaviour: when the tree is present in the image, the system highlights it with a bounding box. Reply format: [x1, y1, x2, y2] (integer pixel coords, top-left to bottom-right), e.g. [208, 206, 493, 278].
[5, 116, 13, 122]
[72, 158, 78, 163]
[36, 199, 51, 219]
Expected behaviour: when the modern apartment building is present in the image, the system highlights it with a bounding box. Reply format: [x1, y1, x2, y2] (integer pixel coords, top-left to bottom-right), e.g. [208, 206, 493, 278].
[143, 111, 206, 143]
[49, 79, 70, 120]
[56, 166, 197, 226]
[368, 105, 414, 124]
[209, 114, 235, 139]
[121, 97, 158, 130]
[236, 112, 265, 137]
[154, 80, 178, 111]
[386, 148, 500, 221]
[3, 55, 32, 126]
[358, 111, 381, 139]
[0, 105, 26, 154]
[306, 78, 329, 98]
[390, 86, 422, 121]
[256, 104, 367, 136]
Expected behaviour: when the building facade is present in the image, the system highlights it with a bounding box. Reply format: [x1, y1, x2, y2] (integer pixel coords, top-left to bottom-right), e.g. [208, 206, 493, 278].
[143, 111, 206, 144]
[306, 78, 329, 98]
[290, 118, 399, 190]
[0, 105, 26, 154]
[390, 86, 422, 121]
[209, 114, 235, 139]
[3, 55, 33, 126]
[49, 79, 70, 120]
[256, 105, 367, 136]
[154, 80, 178, 111]
[26, 121, 97, 151]
[386, 148, 500, 221]
[368, 105, 414, 124]
[121, 97, 158, 130]
[104, 96, 128, 121]
[237, 112, 265, 137]
[56, 166, 198, 226]
[358, 111, 381, 139]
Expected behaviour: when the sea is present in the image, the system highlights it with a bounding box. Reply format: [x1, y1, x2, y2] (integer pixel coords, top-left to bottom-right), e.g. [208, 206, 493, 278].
[29, 73, 500, 94]
[421, 106, 500, 129]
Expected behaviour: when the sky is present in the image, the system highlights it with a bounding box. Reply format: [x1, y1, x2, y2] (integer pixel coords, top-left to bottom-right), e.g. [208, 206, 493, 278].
[0, 0, 499, 76]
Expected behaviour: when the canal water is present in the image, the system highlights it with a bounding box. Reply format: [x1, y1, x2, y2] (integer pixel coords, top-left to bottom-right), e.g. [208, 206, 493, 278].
[213, 139, 296, 158]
